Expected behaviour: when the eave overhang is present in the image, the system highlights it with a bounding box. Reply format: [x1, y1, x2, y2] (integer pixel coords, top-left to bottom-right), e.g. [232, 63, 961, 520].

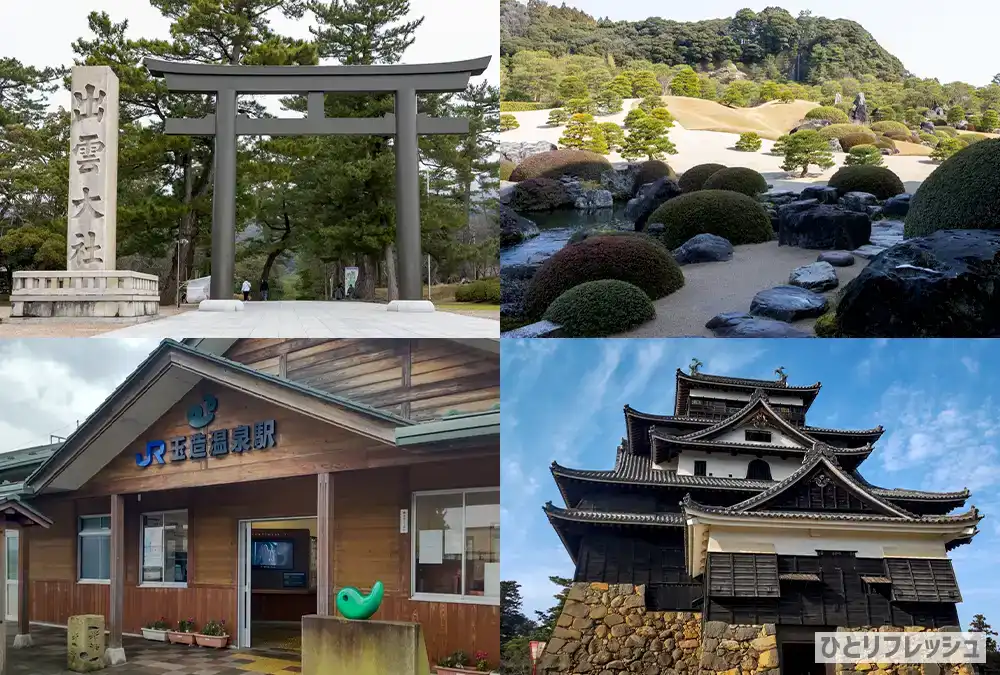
[0, 496, 53, 529]
[395, 409, 499, 450]
[674, 369, 822, 415]
[543, 502, 684, 564]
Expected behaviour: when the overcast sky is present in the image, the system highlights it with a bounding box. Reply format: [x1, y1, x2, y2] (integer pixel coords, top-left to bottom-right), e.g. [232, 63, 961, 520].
[539, 0, 1000, 87]
[1, 0, 499, 107]
[0, 339, 159, 454]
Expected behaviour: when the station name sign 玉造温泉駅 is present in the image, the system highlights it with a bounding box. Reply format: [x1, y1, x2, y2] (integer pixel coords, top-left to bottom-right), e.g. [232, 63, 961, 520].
[136, 420, 277, 468]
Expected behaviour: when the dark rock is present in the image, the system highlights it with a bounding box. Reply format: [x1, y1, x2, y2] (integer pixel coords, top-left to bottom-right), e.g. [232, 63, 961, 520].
[624, 177, 683, 230]
[673, 234, 734, 265]
[574, 189, 614, 210]
[706, 312, 813, 337]
[866, 205, 883, 218]
[499, 181, 514, 205]
[499, 140, 557, 164]
[776, 199, 820, 233]
[817, 251, 855, 267]
[500, 205, 539, 248]
[508, 177, 575, 212]
[768, 208, 779, 233]
[800, 186, 840, 204]
[750, 286, 829, 321]
[836, 229, 1000, 337]
[791, 119, 830, 134]
[852, 244, 885, 259]
[600, 165, 639, 200]
[882, 193, 911, 219]
[828, 138, 844, 153]
[789, 261, 839, 291]
[778, 205, 872, 250]
[849, 91, 869, 125]
[870, 220, 905, 248]
[920, 121, 936, 134]
[841, 191, 878, 213]
[500, 263, 540, 318]
[955, 119, 968, 130]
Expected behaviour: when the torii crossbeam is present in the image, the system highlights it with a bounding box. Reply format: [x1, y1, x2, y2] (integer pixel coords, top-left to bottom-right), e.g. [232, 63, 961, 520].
[145, 56, 491, 303]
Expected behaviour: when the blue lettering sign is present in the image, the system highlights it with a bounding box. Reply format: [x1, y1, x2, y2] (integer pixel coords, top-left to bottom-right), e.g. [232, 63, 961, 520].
[135, 440, 167, 468]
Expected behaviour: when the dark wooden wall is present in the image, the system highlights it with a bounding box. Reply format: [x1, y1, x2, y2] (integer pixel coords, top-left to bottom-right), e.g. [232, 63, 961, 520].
[223, 339, 500, 422]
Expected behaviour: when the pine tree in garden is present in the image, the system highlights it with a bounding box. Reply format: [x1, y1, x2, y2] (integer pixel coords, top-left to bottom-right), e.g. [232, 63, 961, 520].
[622, 115, 677, 160]
[670, 67, 700, 97]
[774, 130, 834, 176]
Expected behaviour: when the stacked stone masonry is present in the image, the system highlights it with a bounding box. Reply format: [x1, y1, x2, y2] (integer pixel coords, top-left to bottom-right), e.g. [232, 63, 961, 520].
[540, 583, 978, 675]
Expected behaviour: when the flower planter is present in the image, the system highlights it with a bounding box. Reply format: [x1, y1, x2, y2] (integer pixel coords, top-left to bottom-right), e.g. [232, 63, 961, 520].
[141, 628, 168, 642]
[194, 634, 230, 649]
[167, 631, 196, 645]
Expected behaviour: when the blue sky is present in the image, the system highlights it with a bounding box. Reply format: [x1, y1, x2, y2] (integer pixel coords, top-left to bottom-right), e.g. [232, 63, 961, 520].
[501, 338, 1000, 625]
[539, 0, 1000, 87]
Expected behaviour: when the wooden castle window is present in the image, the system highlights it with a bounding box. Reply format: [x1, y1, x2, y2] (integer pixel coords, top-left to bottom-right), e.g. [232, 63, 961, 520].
[693, 460, 707, 476]
[886, 558, 962, 603]
[708, 552, 780, 598]
[745, 429, 772, 443]
[746, 459, 773, 480]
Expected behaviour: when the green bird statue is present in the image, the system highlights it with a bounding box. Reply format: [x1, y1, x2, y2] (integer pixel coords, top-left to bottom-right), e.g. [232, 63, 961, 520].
[336, 581, 384, 620]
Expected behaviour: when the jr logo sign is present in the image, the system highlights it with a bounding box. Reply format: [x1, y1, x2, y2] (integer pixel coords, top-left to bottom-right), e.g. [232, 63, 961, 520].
[136, 393, 277, 468]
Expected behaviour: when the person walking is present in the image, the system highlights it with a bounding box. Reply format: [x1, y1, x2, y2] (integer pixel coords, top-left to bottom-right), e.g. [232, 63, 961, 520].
[259, 278, 269, 301]
[241, 279, 251, 301]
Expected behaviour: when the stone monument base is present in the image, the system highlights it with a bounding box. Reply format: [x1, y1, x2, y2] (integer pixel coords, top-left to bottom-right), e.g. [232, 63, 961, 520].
[10, 271, 160, 320]
[12, 633, 33, 648]
[104, 647, 127, 666]
[301, 615, 431, 675]
[198, 299, 244, 312]
[387, 300, 435, 313]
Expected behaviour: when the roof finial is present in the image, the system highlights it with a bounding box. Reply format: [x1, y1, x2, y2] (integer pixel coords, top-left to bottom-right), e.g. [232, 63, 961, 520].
[775, 366, 788, 384]
[689, 358, 703, 375]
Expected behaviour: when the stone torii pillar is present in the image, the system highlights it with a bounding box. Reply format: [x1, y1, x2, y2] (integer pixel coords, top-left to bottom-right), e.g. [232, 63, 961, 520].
[144, 56, 491, 310]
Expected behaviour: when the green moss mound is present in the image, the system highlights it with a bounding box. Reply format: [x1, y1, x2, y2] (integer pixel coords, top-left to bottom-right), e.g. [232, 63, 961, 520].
[635, 160, 676, 188]
[678, 163, 727, 192]
[702, 166, 768, 197]
[873, 136, 897, 151]
[813, 312, 840, 337]
[509, 148, 612, 183]
[819, 124, 874, 141]
[827, 165, 905, 200]
[905, 138, 1000, 238]
[918, 132, 939, 147]
[454, 278, 500, 303]
[871, 121, 910, 135]
[543, 279, 655, 336]
[839, 131, 878, 150]
[499, 160, 515, 181]
[646, 190, 774, 249]
[937, 126, 959, 137]
[804, 106, 850, 124]
[522, 234, 684, 320]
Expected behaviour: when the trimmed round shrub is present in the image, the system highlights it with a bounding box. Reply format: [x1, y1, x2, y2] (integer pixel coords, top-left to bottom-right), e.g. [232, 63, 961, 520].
[678, 163, 727, 192]
[871, 121, 910, 135]
[844, 145, 884, 167]
[804, 106, 850, 124]
[646, 190, 774, 249]
[937, 126, 959, 138]
[918, 132, 940, 147]
[454, 278, 500, 303]
[819, 124, 874, 142]
[499, 160, 515, 181]
[906, 138, 1000, 238]
[827, 165, 905, 200]
[567, 229, 669, 252]
[702, 166, 768, 196]
[522, 234, 684, 320]
[509, 149, 613, 183]
[635, 160, 676, 188]
[874, 136, 897, 152]
[543, 279, 655, 337]
[500, 114, 520, 131]
[735, 131, 763, 152]
[839, 131, 878, 151]
[884, 130, 916, 143]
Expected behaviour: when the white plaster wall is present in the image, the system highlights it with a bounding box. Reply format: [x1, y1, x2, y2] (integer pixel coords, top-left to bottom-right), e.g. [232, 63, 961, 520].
[689, 388, 804, 406]
[674, 450, 800, 480]
[707, 525, 949, 558]
[716, 425, 803, 448]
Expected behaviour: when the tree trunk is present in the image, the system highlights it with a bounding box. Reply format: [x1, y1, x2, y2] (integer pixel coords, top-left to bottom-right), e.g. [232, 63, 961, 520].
[358, 254, 376, 300]
[384, 241, 398, 301]
[162, 153, 196, 304]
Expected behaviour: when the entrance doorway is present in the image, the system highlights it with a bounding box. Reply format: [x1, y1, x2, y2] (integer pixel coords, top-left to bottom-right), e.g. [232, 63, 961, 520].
[4, 529, 17, 621]
[237, 517, 317, 652]
[777, 626, 837, 675]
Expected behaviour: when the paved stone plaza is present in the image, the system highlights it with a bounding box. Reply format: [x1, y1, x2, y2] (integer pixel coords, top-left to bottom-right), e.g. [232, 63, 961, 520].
[6, 625, 301, 674]
[94, 301, 498, 338]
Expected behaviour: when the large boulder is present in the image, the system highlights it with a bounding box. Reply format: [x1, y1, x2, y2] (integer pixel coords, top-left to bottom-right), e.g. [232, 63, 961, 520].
[508, 177, 576, 212]
[706, 312, 813, 337]
[818, 251, 855, 267]
[500, 205, 539, 248]
[778, 204, 871, 250]
[750, 286, 829, 322]
[870, 220, 905, 248]
[673, 234, 734, 265]
[841, 191, 878, 213]
[836, 229, 1000, 337]
[625, 177, 683, 230]
[799, 186, 840, 204]
[791, 119, 831, 134]
[600, 165, 640, 201]
[882, 193, 912, 219]
[574, 189, 614, 211]
[499, 140, 557, 165]
[500, 263, 540, 318]
[789, 261, 839, 291]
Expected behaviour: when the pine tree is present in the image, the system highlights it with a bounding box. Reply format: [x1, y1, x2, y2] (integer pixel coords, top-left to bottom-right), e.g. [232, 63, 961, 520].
[622, 115, 677, 160]
[774, 130, 834, 176]
[670, 67, 700, 97]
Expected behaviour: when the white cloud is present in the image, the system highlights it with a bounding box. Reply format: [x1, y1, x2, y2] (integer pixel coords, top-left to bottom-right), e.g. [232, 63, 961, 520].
[961, 357, 980, 374]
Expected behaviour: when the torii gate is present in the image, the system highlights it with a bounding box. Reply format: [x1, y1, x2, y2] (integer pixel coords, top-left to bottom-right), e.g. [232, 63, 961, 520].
[144, 56, 491, 307]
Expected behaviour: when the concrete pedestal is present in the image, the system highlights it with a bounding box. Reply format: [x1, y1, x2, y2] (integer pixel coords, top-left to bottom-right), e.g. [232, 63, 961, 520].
[104, 647, 127, 666]
[386, 300, 435, 313]
[198, 299, 244, 312]
[301, 615, 430, 675]
[10, 270, 160, 320]
[12, 634, 32, 648]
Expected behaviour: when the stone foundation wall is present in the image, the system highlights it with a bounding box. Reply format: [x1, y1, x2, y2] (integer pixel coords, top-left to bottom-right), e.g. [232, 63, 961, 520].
[539, 582, 702, 675]
[835, 626, 975, 675]
[699, 621, 778, 675]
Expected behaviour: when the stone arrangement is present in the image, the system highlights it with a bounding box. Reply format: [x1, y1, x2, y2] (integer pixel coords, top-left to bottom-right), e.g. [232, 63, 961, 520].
[10, 66, 160, 321]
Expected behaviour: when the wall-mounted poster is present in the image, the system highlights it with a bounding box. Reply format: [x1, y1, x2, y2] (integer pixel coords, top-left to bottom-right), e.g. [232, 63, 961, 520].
[418, 529, 443, 564]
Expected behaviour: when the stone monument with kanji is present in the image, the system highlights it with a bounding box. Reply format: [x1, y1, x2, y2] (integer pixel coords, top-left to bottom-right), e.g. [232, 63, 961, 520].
[9, 66, 160, 321]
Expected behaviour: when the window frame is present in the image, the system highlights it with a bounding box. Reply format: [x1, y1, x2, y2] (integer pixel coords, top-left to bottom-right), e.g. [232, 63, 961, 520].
[693, 460, 708, 477]
[77, 514, 111, 585]
[744, 429, 773, 443]
[410, 487, 500, 606]
[138, 509, 189, 589]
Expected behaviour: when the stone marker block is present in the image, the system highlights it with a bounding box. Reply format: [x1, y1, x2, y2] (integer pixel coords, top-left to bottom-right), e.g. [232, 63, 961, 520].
[67, 614, 106, 672]
[301, 615, 431, 675]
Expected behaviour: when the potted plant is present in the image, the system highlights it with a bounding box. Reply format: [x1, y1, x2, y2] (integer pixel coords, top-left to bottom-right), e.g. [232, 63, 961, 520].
[435, 651, 470, 674]
[167, 618, 197, 645]
[474, 651, 490, 672]
[194, 619, 229, 649]
[141, 618, 170, 642]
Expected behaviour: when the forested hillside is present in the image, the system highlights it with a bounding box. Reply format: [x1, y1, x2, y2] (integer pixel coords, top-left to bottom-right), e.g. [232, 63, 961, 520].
[500, 0, 907, 84]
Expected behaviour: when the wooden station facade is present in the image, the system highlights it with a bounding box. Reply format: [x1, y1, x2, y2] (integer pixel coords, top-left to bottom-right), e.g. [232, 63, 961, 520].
[0, 338, 500, 664]
[545, 367, 981, 628]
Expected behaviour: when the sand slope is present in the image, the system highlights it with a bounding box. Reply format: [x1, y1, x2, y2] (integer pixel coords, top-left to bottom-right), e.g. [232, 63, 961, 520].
[660, 96, 819, 140]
